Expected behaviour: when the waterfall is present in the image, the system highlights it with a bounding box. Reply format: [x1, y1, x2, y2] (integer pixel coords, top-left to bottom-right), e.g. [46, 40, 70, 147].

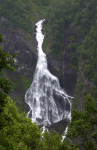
[63, 27, 68, 88]
[63, 50, 65, 87]
[25, 20, 72, 126]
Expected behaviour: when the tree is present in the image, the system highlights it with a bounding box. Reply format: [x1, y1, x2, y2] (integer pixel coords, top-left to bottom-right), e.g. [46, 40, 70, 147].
[0, 97, 42, 150]
[0, 34, 16, 112]
[0, 34, 42, 149]
[59, 138, 79, 150]
[41, 129, 62, 150]
[66, 95, 97, 150]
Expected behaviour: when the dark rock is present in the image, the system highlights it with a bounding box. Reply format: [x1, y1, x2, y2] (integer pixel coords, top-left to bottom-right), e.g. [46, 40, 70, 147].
[39, 118, 69, 135]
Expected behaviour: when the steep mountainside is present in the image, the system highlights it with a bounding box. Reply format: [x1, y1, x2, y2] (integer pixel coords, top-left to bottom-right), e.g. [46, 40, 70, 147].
[0, 1, 97, 149]
[0, 0, 76, 114]
[0, 16, 38, 113]
[0, 0, 50, 113]
[43, 0, 97, 110]
[0, 0, 97, 135]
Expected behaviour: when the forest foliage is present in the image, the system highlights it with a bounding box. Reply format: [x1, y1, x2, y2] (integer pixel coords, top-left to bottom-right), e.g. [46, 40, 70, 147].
[0, 34, 16, 112]
[67, 94, 97, 150]
[44, 0, 97, 91]
[0, 0, 34, 32]
[0, 0, 50, 33]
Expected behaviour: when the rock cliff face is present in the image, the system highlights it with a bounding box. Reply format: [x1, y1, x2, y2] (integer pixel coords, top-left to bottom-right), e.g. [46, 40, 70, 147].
[46, 25, 77, 97]
[0, 16, 37, 71]
[73, 57, 96, 111]
[47, 50, 77, 97]
[0, 16, 38, 113]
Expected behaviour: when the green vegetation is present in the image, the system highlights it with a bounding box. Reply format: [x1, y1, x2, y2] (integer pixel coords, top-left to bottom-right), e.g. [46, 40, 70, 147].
[0, 34, 16, 112]
[0, 0, 33, 33]
[0, 0, 97, 149]
[0, 69, 34, 113]
[44, 0, 97, 98]
[0, 0, 49, 33]
[0, 33, 58, 149]
[41, 130, 62, 150]
[0, 97, 41, 150]
[0, 35, 62, 150]
[0, 0, 52, 113]
[67, 95, 97, 150]
[33, 0, 51, 6]
[0, 34, 97, 149]
[0, 96, 62, 149]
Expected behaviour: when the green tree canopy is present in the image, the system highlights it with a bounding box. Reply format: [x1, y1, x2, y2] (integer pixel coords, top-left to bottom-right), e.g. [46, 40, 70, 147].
[0, 97, 42, 150]
[0, 34, 16, 112]
[67, 95, 97, 150]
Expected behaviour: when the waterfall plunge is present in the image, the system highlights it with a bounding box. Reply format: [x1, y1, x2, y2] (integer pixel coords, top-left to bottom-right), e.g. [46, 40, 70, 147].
[25, 20, 72, 125]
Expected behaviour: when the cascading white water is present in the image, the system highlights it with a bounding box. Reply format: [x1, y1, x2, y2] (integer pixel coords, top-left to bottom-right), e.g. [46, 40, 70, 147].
[63, 27, 68, 88]
[25, 20, 72, 125]
[63, 50, 65, 87]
